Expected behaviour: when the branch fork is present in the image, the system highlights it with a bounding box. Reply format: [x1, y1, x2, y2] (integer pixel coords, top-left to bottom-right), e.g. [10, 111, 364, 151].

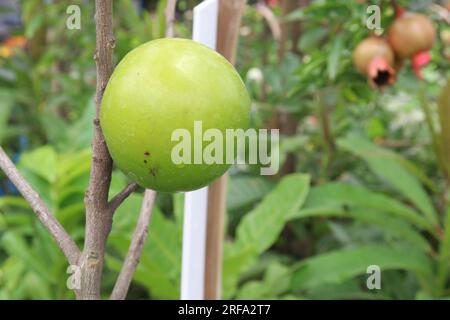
[0, 0, 181, 300]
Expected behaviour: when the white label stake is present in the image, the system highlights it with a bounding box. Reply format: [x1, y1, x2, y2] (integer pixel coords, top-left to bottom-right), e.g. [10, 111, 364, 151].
[180, 0, 219, 300]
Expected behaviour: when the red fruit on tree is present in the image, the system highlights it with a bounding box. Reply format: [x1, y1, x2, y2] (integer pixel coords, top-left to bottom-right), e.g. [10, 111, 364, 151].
[388, 12, 436, 79]
[353, 37, 396, 88]
[388, 12, 435, 58]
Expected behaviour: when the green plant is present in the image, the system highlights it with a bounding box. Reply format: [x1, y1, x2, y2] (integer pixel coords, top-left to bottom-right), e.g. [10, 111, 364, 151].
[1, 0, 449, 301]
[289, 135, 450, 299]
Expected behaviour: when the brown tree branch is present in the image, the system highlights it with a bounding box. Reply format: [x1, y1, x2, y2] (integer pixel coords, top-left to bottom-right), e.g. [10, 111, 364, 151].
[0, 146, 80, 265]
[110, 189, 156, 300]
[79, 0, 115, 300]
[108, 182, 138, 213]
[165, 0, 178, 38]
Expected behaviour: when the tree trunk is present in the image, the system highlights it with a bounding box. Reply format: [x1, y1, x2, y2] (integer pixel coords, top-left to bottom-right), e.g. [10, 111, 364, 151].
[79, 0, 115, 300]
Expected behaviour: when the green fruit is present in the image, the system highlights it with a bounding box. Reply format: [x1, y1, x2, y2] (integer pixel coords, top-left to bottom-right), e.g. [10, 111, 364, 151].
[100, 38, 251, 192]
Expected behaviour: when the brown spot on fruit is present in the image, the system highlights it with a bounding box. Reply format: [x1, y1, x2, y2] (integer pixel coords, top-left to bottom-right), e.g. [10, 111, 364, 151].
[149, 167, 158, 177]
[144, 151, 150, 157]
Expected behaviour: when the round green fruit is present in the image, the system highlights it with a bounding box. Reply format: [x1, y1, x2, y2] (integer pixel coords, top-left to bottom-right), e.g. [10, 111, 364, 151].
[100, 38, 251, 192]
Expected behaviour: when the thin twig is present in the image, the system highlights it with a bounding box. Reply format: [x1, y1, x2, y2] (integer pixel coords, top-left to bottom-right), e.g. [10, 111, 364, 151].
[108, 182, 138, 213]
[79, 0, 115, 300]
[0, 146, 80, 265]
[110, 0, 177, 300]
[110, 189, 156, 300]
[109, 0, 179, 298]
[255, 1, 281, 43]
[165, 0, 178, 38]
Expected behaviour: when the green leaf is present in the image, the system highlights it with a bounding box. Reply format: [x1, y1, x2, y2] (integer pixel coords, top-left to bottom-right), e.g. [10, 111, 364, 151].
[284, 8, 305, 22]
[1, 232, 55, 283]
[109, 196, 181, 299]
[291, 244, 433, 290]
[222, 243, 256, 299]
[227, 176, 273, 211]
[23, 272, 53, 299]
[366, 118, 385, 139]
[19, 146, 58, 183]
[0, 257, 26, 298]
[291, 182, 434, 232]
[155, 0, 167, 39]
[61, 98, 95, 151]
[144, 207, 181, 280]
[438, 208, 450, 292]
[25, 13, 44, 38]
[56, 150, 91, 189]
[173, 192, 184, 233]
[298, 27, 328, 52]
[295, 207, 430, 252]
[107, 256, 178, 299]
[0, 196, 30, 211]
[327, 34, 344, 80]
[306, 280, 389, 300]
[235, 174, 310, 254]
[338, 135, 438, 225]
[0, 91, 13, 144]
[236, 262, 292, 299]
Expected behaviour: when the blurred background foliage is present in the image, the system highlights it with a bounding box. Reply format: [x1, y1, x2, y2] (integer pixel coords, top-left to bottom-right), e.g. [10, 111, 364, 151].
[0, 0, 449, 299]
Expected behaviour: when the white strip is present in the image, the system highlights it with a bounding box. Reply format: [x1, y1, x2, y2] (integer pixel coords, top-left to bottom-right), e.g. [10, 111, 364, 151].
[180, 0, 219, 300]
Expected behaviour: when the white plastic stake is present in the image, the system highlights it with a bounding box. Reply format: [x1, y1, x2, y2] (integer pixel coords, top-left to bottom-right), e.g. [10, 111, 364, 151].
[180, 0, 219, 300]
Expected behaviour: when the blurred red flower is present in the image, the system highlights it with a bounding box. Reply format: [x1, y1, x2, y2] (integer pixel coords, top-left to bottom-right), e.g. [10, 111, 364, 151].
[0, 35, 27, 58]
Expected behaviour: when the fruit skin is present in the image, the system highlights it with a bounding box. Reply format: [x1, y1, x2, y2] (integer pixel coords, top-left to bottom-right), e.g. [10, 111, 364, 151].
[353, 37, 396, 87]
[100, 38, 251, 192]
[353, 37, 395, 74]
[388, 12, 435, 59]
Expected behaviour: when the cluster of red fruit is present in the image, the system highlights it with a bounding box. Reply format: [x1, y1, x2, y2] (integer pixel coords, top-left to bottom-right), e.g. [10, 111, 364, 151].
[353, 9, 436, 88]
